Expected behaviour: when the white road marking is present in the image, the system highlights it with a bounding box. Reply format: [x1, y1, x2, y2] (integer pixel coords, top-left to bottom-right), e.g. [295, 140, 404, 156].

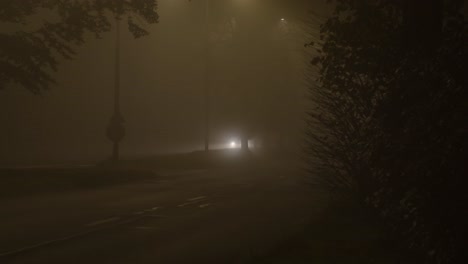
[199, 203, 210, 208]
[0, 214, 150, 257]
[178, 201, 203, 207]
[177, 202, 196, 207]
[178, 196, 208, 207]
[86, 217, 120, 227]
[145, 207, 160, 212]
[187, 196, 206, 201]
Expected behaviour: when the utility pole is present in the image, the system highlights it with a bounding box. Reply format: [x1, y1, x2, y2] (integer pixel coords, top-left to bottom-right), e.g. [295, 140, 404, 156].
[204, 0, 211, 152]
[107, 18, 125, 163]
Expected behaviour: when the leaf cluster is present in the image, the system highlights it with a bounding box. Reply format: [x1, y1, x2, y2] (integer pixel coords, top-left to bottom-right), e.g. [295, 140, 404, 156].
[0, 0, 159, 93]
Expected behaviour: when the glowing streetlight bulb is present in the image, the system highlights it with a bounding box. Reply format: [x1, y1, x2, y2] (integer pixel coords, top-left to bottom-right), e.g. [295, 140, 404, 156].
[230, 141, 237, 148]
[281, 18, 285, 21]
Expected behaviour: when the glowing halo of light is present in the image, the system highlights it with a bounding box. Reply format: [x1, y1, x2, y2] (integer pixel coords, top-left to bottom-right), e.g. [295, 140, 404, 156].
[230, 141, 237, 148]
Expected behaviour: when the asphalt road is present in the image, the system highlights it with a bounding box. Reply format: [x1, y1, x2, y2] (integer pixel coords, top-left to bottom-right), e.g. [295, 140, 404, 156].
[0, 157, 326, 264]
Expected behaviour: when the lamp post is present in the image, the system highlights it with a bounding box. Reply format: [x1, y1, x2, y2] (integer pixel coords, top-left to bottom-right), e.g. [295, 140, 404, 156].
[204, 0, 211, 152]
[106, 18, 125, 163]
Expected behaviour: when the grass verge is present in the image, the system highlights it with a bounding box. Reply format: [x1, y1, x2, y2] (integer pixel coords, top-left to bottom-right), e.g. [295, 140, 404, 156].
[0, 168, 155, 200]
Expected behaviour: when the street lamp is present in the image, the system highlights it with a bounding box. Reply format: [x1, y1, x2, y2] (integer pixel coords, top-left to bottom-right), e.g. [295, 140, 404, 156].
[195, 0, 252, 152]
[187, 0, 212, 152]
[204, 0, 211, 152]
[106, 18, 125, 163]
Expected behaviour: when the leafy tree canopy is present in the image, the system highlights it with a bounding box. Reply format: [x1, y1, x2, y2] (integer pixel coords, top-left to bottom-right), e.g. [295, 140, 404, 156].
[0, 0, 159, 93]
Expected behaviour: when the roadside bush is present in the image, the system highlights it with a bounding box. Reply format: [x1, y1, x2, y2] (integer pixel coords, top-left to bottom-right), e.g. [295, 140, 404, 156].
[305, 0, 467, 262]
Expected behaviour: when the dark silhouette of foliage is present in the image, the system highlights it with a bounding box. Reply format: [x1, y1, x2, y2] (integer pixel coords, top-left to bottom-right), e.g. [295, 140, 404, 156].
[0, 0, 159, 94]
[306, 0, 467, 262]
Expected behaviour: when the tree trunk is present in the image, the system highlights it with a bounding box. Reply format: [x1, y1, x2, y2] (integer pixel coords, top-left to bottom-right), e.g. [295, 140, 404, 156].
[241, 136, 249, 151]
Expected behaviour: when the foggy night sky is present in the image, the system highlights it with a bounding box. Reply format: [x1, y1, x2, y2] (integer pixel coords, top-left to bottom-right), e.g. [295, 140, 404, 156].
[0, 0, 329, 166]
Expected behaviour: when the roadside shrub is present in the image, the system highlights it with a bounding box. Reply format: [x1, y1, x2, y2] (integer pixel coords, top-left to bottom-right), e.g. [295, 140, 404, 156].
[305, 0, 467, 262]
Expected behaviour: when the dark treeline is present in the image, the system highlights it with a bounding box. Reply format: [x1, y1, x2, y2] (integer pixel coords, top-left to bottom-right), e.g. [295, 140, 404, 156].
[306, 0, 467, 262]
